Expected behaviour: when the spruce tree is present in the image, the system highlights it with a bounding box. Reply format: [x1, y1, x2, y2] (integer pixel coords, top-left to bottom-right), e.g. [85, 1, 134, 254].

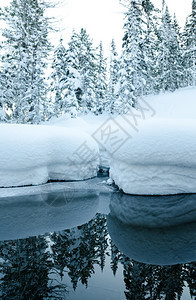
[67, 30, 82, 110]
[121, 0, 146, 100]
[156, 1, 183, 92]
[108, 39, 120, 113]
[0, 71, 8, 122]
[113, 56, 135, 113]
[77, 28, 97, 113]
[0, 0, 52, 124]
[183, 0, 196, 87]
[50, 38, 68, 116]
[51, 34, 81, 118]
[171, 14, 184, 89]
[142, 0, 159, 94]
[94, 42, 107, 114]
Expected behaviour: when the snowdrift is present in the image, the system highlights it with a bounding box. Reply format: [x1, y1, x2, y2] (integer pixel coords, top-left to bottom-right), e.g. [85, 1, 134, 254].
[109, 118, 196, 195]
[48, 113, 112, 169]
[146, 87, 196, 120]
[0, 124, 99, 187]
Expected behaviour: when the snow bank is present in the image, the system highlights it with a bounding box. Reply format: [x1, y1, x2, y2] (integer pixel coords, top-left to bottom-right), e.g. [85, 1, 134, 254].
[0, 124, 99, 187]
[146, 87, 196, 119]
[107, 215, 196, 265]
[108, 118, 196, 195]
[48, 112, 112, 168]
[46, 88, 196, 177]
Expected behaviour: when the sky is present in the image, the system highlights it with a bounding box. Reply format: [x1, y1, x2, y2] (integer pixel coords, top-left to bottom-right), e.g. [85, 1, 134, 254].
[0, 0, 193, 56]
[48, 0, 193, 55]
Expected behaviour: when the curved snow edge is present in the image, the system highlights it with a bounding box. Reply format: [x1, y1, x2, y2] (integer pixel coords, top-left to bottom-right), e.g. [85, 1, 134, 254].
[0, 124, 99, 188]
[110, 160, 196, 195]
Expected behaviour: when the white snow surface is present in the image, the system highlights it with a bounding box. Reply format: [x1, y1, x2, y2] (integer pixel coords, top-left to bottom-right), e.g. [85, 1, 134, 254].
[108, 118, 196, 194]
[146, 87, 196, 120]
[48, 112, 112, 168]
[0, 124, 99, 188]
[107, 88, 196, 195]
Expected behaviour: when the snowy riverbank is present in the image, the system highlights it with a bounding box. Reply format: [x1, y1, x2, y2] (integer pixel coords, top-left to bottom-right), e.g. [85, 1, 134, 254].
[0, 87, 196, 194]
[0, 124, 99, 187]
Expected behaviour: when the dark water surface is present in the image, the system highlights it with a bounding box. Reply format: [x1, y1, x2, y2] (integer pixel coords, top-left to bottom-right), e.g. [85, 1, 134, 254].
[0, 177, 195, 299]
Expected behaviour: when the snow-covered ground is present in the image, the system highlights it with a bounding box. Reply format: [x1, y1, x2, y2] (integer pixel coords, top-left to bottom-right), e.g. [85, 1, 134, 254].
[49, 112, 112, 168]
[146, 87, 196, 120]
[109, 118, 196, 194]
[0, 124, 99, 188]
[107, 87, 196, 194]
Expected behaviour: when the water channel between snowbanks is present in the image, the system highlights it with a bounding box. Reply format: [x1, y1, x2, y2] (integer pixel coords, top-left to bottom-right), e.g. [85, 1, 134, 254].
[0, 176, 195, 299]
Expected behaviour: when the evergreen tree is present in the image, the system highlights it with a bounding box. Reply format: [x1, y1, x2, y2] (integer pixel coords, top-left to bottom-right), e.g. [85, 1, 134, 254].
[171, 14, 184, 89]
[183, 0, 196, 87]
[0, 0, 52, 124]
[51, 29, 99, 116]
[185, 262, 196, 298]
[77, 28, 97, 113]
[51, 214, 108, 290]
[114, 54, 139, 114]
[156, 265, 184, 299]
[94, 42, 108, 114]
[50, 38, 68, 116]
[51, 36, 80, 117]
[108, 39, 120, 113]
[123, 260, 151, 299]
[156, 1, 183, 92]
[142, 0, 160, 94]
[110, 242, 121, 276]
[67, 30, 82, 110]
[0, 71, 7, 122]
[120, 0, 146, 101]
[0, 236, 67, 299]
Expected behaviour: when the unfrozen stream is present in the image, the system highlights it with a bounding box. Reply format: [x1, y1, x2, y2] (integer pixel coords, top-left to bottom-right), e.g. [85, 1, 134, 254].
[0, 176, 195, 299]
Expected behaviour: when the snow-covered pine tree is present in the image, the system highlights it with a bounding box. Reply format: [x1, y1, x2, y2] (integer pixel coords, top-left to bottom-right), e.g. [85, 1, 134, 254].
[141, 0, 160, 94]
[50, 38, 68, 116]
[155, 0, 170, 92]
[119, 0, 146, 107]
[156, 1, 183, 92]
[94, 42, 107, 114]
[113, 0, 144, 112]
[183, 0, 196, 87]
[108, 39, 120, 113]
[0, 0, 52, 124]
[171, 14, 184, 89]
[0, 70, 8, 122]
[113, 56, 135, 113]
[51, 35, 80, 117]
[62, 33, 82, 117]
[67, 30, 82, 113]
[77, 28, 97, 113]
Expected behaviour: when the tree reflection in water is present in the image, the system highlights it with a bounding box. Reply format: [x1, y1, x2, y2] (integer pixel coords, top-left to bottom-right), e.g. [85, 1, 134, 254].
[0, 236, 67, 299]
[50, 213, 108, 290]
[0, 213, 195, 300]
